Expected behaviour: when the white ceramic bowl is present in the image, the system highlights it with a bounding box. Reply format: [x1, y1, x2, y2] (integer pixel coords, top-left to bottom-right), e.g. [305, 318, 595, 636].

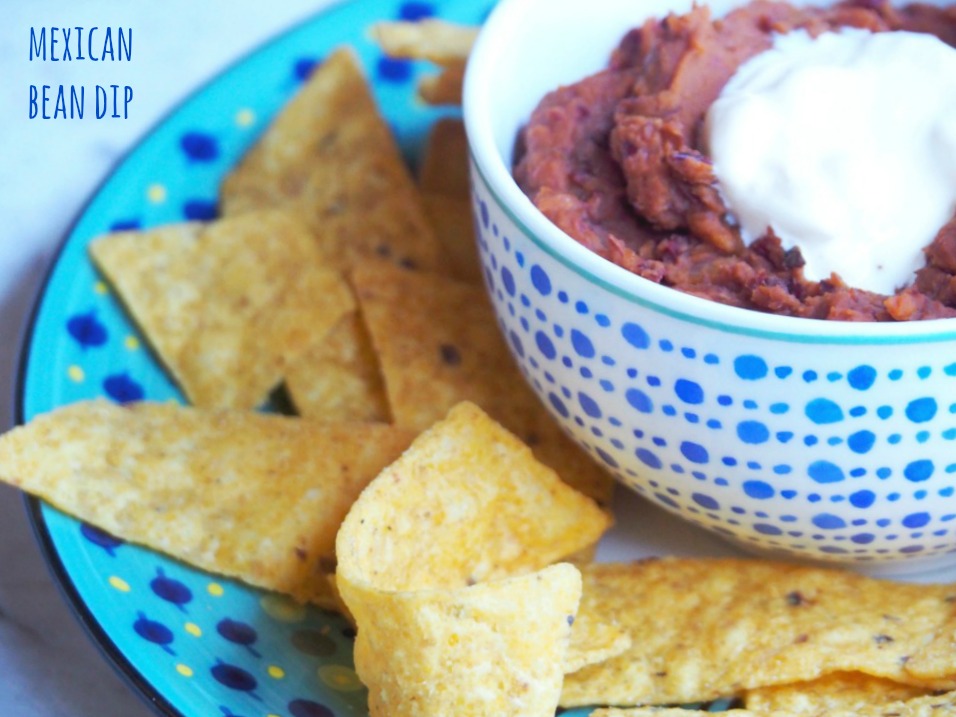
[463, 0, 956, 572]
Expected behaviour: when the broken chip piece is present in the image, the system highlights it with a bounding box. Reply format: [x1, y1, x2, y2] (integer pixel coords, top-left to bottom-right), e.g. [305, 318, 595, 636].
[351, 260, 615, 505]
[371, 20, 474, 106]
[219, 47, 441, 272]
[285, 311, 391, 423]
[89, 210, 353, 410]
[0, 400, 414, 607]
[743, 672, 930, 714]
[562, 558, 956, 708]
[335, 401, 611, 716]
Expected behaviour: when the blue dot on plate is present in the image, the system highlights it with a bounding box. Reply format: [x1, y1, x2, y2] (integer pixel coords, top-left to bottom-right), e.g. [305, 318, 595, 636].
[182, 199, 218, 221]
[399, 1, 435, 20]
[180, 131, 219, 162]
[103, 373, 144, 403]
[377, 56, 412, 82]
[754, 523, 783, 535]
[109, 218, 141, 231]
[293, 56, 320, 81]
[67, 311, 108, 348]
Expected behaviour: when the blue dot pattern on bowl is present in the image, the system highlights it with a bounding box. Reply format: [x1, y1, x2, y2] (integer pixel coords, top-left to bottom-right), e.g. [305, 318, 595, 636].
[470, 162, 956, 567]
[17, 1, 607, 716]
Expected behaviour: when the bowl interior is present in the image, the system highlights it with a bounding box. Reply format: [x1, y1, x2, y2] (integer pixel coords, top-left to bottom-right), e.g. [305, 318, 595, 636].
[462, 0, 956, 341]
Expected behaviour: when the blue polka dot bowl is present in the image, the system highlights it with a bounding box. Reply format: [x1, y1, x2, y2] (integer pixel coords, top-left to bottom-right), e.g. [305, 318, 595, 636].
[463, 0, 956, 573]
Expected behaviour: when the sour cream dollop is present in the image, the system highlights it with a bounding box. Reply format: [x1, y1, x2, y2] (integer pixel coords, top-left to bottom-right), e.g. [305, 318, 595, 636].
[705, 28, 956, 295]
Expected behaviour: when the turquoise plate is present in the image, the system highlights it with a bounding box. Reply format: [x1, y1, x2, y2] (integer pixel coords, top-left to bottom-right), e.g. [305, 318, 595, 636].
[12, 2, 604, 716]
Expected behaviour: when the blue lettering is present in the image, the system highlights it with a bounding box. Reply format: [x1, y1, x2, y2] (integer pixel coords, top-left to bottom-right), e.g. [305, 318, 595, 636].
[88, 26, 98, 61]
[101, 27, 114, 62]
[95, 85, 107, 118]
[29, 27, 45, 60]
[118, 27, 131, 61]
[29, 85, 38, 118]
[60, 28, 72, 61]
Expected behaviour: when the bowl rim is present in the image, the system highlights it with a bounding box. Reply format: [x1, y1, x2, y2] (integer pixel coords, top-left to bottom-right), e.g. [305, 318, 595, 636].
[462, 0, 956, 345]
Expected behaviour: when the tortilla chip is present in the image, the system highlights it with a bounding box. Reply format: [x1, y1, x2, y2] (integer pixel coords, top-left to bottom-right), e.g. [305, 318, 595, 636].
[561, 558, 956, 708]
[335, 401, 608, 716]
[285, 311, 391, 422]
[744, 672, 930, 713]
[0, 400, 414, 607]
[418, 118, 470, 199]
[336, 401, 611, 590]
[592, 691, 956, 717]
[219, 48, 441, 272]
[370, 20, 477, 67]
[417, 64, 465, 105]
[564, 614, 632, 676]
[351, 261, 614, 505]
[341, 564, 581, 717]
[421, 195, 481, 284]
[89, 211, 353, 410]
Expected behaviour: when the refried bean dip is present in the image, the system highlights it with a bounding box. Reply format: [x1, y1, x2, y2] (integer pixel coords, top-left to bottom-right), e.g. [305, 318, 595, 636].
[513, 0, 956, 321]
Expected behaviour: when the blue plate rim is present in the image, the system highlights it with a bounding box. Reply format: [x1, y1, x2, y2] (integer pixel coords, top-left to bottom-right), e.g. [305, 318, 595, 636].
[13, 3, 356, 715]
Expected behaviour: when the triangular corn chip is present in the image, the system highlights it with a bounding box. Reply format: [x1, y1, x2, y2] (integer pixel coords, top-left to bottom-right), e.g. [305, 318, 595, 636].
[592, 689, 956, 717]
[89, 211, 353, 410]
[351, 261, 614, 505]
[342, 564, 581, 717]
[285, 311, 390, 422]
[0, 400, 414, 607]
[337, 402, 610, 591]
[744, 672, 930, 714]
[219, 48, 441, 272]
[562, 559, 956, 708]
[336, 402, 610, 716]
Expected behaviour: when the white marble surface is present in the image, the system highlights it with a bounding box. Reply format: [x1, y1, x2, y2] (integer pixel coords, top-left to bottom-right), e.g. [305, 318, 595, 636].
[0, 2, 334, 714]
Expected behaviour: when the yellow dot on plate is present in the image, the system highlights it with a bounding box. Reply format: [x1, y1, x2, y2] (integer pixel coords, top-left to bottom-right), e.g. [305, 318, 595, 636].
[317, 664, 363, 692]
[147, 184, 167, 204]
[175, 664, 194, 678]
[184, 622, 202, 637]
[207, 582, 224, 597]
[235, 108, 255, 127]
[267, 665, 285, 680]
[67, 365, 85, 383]
[94, 281, 109, 295]
[124, 335, 140, 351]
[259, 594, 306, 623]
[108, 576, 130, 593]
